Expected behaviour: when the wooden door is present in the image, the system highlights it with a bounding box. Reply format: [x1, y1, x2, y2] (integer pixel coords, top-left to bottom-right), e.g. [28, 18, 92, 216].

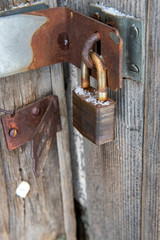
[0, 1, 76, 240]
[0, 1, 159, 240]
[64, 0, 159, 240]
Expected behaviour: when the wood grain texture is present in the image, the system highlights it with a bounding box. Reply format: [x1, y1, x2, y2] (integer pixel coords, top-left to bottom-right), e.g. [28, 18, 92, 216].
[0, 1, 76, 240]
[50, 63, 77, 240]
[65, 0, 147, 239]
[0, 69, 64, 240]
[141, 0, 160, 239]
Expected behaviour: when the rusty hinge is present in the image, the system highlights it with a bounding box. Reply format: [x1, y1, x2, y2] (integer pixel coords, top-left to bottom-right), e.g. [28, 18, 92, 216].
[0, 4, 123, 91]
[1, 95, 62, 176]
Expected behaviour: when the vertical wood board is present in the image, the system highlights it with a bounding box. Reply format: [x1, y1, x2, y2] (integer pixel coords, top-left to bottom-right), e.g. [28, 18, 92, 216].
[65, 0, 147, 239]
[142, 0, 160, 239]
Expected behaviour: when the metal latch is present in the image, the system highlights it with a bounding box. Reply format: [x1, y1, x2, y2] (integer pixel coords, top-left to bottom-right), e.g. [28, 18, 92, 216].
[0, 4, 123, 91]
[90, 4, 144, 82]
[1, 95, 62, 176]
[0, 4, 126, 171]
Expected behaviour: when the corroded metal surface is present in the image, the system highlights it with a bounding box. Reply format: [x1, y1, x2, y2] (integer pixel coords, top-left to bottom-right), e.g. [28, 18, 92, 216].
[82, 32, 101, 69]
[81, 61, 90, 89]
[81, 51, 107, 101]
[90, 51, 107, 101]
[65, 7, 123, 90]
[1, 95, 62, 176]
[0, 7, 123, 91]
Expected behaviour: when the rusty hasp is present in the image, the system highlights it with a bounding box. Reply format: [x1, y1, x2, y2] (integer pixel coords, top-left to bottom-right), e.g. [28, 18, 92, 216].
[1, 95, 62, 176]
[0, 7, 123, 91]
[82, 32, 101, 69]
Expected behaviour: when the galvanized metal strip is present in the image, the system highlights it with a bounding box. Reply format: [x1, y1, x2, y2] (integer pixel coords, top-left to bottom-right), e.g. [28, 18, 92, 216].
[0, 14, 47, 78]
[0, 3, 49, 17]
[90, 4, 144, 82]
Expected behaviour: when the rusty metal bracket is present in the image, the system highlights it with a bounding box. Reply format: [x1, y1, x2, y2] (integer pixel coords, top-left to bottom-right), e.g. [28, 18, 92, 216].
[1, 95, 62, 176]
[0, 5, 123, 91]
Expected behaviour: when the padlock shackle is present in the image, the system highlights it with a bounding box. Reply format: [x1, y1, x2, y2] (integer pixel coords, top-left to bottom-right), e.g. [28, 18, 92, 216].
[81, 61, 90, 89]
[90, 51, 107, 101]
[81, 51, 107, 101]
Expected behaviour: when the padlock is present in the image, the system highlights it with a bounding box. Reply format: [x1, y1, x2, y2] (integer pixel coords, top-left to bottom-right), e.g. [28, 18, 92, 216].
[72, 51, 116, 145]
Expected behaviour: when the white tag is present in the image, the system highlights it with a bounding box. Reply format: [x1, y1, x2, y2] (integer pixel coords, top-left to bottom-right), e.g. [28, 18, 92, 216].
[16, 181, 30, 198]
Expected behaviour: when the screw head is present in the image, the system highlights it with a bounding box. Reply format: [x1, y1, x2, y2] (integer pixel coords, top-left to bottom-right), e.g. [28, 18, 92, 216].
[129, 24, 139, 38]
[9, 128, 18, 137]
[129, 64, 139, 73]
[32, 106, 40, 116]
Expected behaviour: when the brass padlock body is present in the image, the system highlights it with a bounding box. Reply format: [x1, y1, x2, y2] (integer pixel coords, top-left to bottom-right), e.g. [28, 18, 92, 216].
[73, 86, 115, 145]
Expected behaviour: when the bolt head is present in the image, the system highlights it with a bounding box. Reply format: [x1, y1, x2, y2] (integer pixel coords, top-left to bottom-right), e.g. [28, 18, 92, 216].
[129, 24, 139, 38]
[129, 64, 139, 73]
[32, 106, 40, 116]
[9, 128, 17, 137]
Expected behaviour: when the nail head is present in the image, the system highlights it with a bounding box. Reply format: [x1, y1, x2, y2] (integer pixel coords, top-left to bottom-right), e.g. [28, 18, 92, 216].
[32, 106, 40, 116]
[129, 24, 139, 38]
[9, 128, 17, 137]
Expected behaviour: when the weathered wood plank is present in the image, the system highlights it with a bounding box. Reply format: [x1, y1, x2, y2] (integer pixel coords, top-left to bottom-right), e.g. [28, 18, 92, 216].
[0, 68, 64, 240]
[0, 1, 76, 239]
[50, 63, 77, 240]
[65, 0, 147, 239]
[142, 0, 160, 239]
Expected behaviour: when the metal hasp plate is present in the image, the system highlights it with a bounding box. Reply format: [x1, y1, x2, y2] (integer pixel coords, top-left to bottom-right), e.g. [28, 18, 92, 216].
[90, 4, 144, 82]
[1, 95, 62, 176]
[0, 6, 123, 91]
